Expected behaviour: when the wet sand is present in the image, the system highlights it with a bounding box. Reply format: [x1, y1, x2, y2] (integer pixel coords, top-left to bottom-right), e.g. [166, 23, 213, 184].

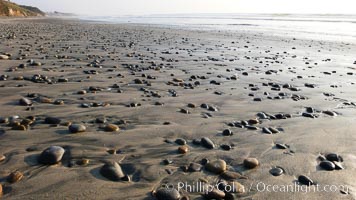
[0, 18, 356, 200]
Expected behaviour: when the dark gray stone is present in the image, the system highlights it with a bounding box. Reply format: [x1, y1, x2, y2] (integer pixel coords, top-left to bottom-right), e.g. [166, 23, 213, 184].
[100, 161, 125, 181]
[68, 124, 86, 133]
[44, 117, 61, 125]
[201, 137, 215, 149]
[319, 161, 335, 171]
[155, 188, 180, 200]
[298, 175, 314, 186]
[38, 146, 65, 165]
[270, 167, 284, 176]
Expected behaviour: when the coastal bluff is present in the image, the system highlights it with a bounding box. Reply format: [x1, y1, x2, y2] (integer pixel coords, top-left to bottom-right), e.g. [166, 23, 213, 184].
[0, 0, 44, 17]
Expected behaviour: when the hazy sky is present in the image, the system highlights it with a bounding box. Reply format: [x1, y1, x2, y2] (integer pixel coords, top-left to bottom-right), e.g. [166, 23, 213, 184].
[12, 0, 356, 15]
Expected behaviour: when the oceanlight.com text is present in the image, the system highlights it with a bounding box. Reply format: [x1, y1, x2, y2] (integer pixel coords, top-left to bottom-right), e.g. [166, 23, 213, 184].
[163, 181, 349, 194]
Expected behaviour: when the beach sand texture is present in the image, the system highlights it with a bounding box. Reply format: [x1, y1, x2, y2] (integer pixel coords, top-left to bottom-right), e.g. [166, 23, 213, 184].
[0, 18, 355, 200]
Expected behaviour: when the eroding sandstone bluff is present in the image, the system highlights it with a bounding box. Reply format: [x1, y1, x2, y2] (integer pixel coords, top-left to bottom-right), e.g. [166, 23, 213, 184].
[0, 0, 44, 17]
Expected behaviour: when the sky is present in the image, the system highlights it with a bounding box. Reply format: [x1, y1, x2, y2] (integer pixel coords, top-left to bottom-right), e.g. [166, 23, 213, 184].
[12, 0, 356, 15]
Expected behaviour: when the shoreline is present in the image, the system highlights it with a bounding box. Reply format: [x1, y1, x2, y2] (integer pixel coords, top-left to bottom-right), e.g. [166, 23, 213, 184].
[3, 16, 356, 43]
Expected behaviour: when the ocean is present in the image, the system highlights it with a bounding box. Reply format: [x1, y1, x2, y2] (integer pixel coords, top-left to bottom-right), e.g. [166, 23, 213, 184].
[80, 13, 356, 42]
